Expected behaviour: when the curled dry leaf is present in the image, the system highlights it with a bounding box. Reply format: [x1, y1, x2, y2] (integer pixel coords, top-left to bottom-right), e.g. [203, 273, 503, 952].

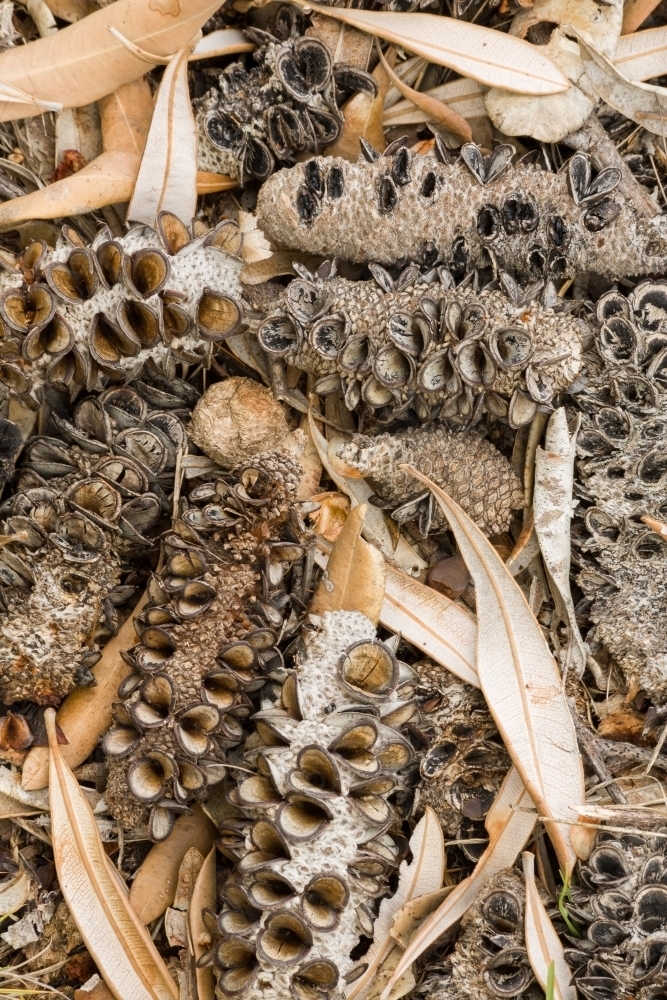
[128, 38, 199, 226]
[290, 0, 569, 94]
[22, 592, 148, 792]
[534, 408, 587, 677]
[381, 767, 537, 998]
[405, 465, 584, 876]
[45, 708, 179, 1000]
[348, 807, 445, 1000]
[522, 852, 576, 1000]
[311, 503, 386, 623]
[511, 0, 623, 59]
[129, 808, 217, 925]
[0, 0, 222, 122]
[187, 847, 216, 1000]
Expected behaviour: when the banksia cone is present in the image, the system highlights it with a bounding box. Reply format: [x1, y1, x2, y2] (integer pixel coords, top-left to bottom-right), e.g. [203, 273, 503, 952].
[0, 383, 190, 706]
[0, 211, 261, 404]
[574, 279, 667, 700]
[195, 5, 375, 184]
[334, 425, 524, 536]
[256, 261, 583, 426]
[256, 144, 667, 280]
[104, 450, 307, 841]
[200, 609, 418, 998]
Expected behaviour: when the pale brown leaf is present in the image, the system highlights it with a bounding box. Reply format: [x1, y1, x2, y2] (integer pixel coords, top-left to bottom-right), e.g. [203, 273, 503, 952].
[22, 592, 148, 791]
[0, 871, 31, 916]
[128, 38, 198, 226]
[616, 24, 667, 81]
[348, 807, 444, 1000]
[511, 0, 622, 59]
[522, 852, 576, 1000]
[384, 76, 486, 126]
[622, 0, 663, 35]
[388, 887, 452, 950]
[405, 465, 584, 876]
[129, 808, 217, 925]
[325, 46, 393, 159]
[290, 0, 569, 94]
[44, 0, 90, 22]
[0, 0, 222, 122]
[99, 77, 153, 157]
[45, 708, 179, 1000]
[190, 28, 254, 60]
[381, 768, 536, 998]
[311, 503, 386, 623]
[188, 847, 216, 1000]
[56, 103, 102, 167]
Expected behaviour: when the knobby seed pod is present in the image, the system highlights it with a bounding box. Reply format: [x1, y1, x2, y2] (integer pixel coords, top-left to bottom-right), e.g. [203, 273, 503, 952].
[255, 262, 584, 427]
[195, 5, 376, 184]
[573, 278, 667, 701]
[200, 610, 419, 998]
[0, 211, 254, 405]
[333, 425, 524, 536]
[104, 450, 308, 841]
[256, 144, 667, 281]
[0, 383, 191, 706]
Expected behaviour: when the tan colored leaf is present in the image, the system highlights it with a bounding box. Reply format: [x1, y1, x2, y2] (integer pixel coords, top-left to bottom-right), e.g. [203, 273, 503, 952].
[127, 37, 198, 226]
[512, 0, 622, 59]
[290, 0, 569, 94]
[616, 24, 667, 82]
[100, 76, 154, 156]
[173, 847, 204, 911]
[74, 981, 115, 1000]
[0, 871, 31, 916]
[22, 591, 148, 791]
[375, 43, 472, 141]
[348, 807, 445, 1000]
[382, 567, 479, 688]
[384, 76, 487, 126]
[406, 465, 584, 876]
[389, 887, 452, 950]
[576, 28, 667, 135]
[195, 171, 237, 194]
[380, 767, 536, 998]
[241, 250, 325, 284]
[45, 708, 179, 1000]
[622, 0, 663, 35]
[56, 102, 103, 168]
[522, 852, 576, 1000]
[325, 46, 393, 159]
[129, 807, 217, 925]
[311, 503, 386, 623]
[309, 492, 351, 542]
[0, 791, 41, 820]
[190, 28, 254, 60]
[188, 847, 216, 1000]
[534, 408, 587, 676]
[0, 0, 222, 122]
[45, 0, 90, 22]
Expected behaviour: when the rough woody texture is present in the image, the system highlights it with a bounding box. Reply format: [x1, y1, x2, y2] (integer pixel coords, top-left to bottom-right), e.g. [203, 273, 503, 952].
[256, 145, 667, 280]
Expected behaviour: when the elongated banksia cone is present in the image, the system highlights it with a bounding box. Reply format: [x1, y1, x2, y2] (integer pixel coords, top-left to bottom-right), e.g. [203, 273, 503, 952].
[573, 279, 667, 701]
[256, 263, 583, 425]
[334, 425, 524, 536]
[104, 451, 307, 841]
[0, 383, 190, 706]
[0, 212, 254, 404]
[201, 610, 418, 998]
[256, 144, 667, 280]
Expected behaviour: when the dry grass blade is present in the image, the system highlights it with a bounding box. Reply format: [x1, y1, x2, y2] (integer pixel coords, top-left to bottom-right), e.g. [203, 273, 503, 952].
[290, 0, 569, 94]
[187, 847, 216, 1000]
[128, 37, 198, 225]
[380, 767, 537, 998]
[311, 503, 386, 623]
[45, 708, 179, 1000]
[348, 807, 444, 1000]
[622, 0, 663, 34]
[0, 0, 221, 122]
[129, 808, 217, 925]
[22, 592, 148, 791]
[405, 464, 584, 876]
[382, 567, 479, 688]
[522, 852, 576, 1000]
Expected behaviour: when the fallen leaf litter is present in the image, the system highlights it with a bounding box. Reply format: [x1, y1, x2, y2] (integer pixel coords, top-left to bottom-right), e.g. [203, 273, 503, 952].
[2, 1, 667, 998]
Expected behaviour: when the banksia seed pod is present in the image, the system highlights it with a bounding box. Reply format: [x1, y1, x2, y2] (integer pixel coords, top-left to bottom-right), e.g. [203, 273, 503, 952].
[256, 144, 667, 280]
[201, 610, 418, 998]
[256, 262, 583, 426]
[0, 211, 252, 404]
[334, 425, 523, 536]
[0, 383, 189, 706]
[574, 279, 667, 700]
[195, 5, 376, 184]
[104, 450, 306, 841]
[566, 830, 667, 999]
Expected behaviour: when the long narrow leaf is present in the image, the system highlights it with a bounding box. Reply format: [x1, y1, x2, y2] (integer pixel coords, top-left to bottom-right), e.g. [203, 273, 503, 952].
[45, 709, 178, 1000]
[405, 465, 584, 876]
[523, 852, 576, 1000]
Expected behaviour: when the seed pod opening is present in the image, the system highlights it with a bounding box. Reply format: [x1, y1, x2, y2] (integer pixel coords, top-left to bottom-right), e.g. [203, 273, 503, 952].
[174, 704, 220, 756]
[277, 794, 332, 841]
[247, 869, 297, 909]
[198, 290, 242, 341]
[300, 873, 349, 930]
[290, 959, 339, 1000]
[127, 751, 176, 801]
[124, 247, 170, 299]
[217, 939, 259, 995]
[257, 911, 313, 966]
[338, 641, 399, 702]
[287, 746, 341, 797]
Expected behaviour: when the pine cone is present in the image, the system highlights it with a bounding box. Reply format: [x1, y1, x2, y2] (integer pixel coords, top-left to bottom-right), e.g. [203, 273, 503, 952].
[200, 610, 418, 998]
[335, 425, 523, 536]
[104, 451, 306, 840]
[256, 145, 667, 280]
[574, 279, 667, 701]
[256, 264, 583, 426]
[0, 383, 190, 706]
